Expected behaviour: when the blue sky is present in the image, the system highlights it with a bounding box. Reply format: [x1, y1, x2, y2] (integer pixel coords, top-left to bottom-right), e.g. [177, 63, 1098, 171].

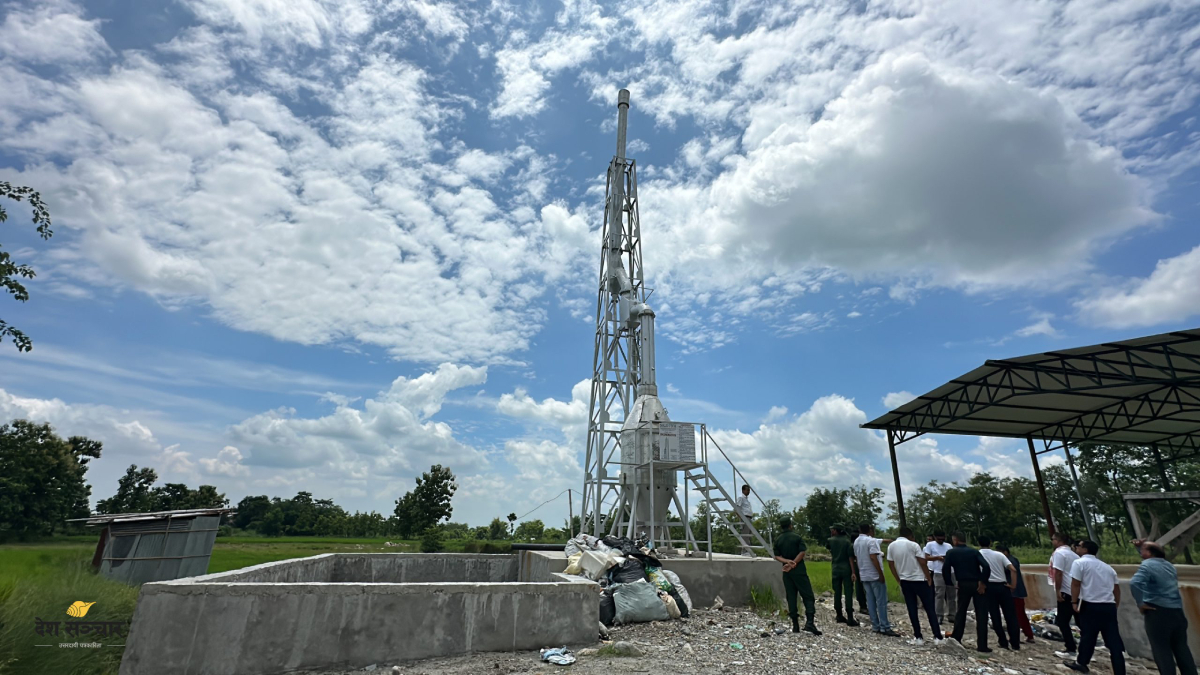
[2, 0, 1199, 527]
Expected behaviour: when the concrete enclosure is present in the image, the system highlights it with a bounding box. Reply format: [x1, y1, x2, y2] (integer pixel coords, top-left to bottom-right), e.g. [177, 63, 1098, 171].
[120, 554, 598, 675]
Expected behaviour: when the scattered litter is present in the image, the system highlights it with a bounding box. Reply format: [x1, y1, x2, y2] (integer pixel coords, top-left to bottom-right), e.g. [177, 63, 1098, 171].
[611, 641, 644, 657]
[540, 647, 576, 665]
[711, 595, 725, 611]
[682, 643, 694, 654]
[729, 642, 744, 650]
[363, 665, 376, 672]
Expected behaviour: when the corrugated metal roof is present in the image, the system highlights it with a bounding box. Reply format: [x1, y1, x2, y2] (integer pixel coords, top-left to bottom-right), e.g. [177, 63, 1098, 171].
[862, 328, 1200, 459]
[68, 507, 235, 525]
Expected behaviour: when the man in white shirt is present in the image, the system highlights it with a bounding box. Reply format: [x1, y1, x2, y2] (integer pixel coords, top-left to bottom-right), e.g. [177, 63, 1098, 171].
[854, 523, 899, 636]
[887, 526, 943, 645]
[1050, 531, 1081, 658]
[978, 535, 1021, 651]
[735, 485, 753, 556]
[924, 530, 956, 626]
[1062, 540, 1125, 675]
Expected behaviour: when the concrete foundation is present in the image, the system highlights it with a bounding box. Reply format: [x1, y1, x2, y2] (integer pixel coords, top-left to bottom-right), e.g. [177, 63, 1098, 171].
[119, 554, 598, 675]
[1021, 564, 1200, 662]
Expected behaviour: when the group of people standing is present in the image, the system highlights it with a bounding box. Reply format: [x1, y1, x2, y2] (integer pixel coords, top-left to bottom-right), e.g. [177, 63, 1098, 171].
[769, 517, 1196, 675]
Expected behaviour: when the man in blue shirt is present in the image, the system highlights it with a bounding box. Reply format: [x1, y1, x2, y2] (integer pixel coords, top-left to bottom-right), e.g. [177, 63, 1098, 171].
[1130, 540, 1197, 675]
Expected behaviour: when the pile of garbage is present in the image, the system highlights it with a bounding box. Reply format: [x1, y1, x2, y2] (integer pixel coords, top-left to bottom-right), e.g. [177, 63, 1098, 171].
[1027, 608, 1082, 643]
[563, 534, 694, 627]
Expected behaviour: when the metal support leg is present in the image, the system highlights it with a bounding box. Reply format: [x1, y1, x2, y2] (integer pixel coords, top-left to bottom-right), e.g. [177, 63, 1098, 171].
[1063, 443, 1098, 542]
[1028, 437, 1056, 537]
[888, 430, 907, 530]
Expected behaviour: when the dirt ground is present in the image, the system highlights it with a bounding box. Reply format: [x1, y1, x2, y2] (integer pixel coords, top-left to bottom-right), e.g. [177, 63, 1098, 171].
[303, 595, 1160, 675]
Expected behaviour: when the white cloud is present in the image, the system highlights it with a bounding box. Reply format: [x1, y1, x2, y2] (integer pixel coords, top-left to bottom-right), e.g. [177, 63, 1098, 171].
[1076, 245, 1200, 329]
[1014, 317, 1060, 338]
[229, 364, 488, 473]
[0, 387, 162, 455]
[0, 1, 110, 64]
[199, 446, 251, 477]
[882, 391, 916, 410]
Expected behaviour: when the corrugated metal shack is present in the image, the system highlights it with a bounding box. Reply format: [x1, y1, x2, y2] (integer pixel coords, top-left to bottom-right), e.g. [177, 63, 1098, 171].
[71, 508, 235, 584]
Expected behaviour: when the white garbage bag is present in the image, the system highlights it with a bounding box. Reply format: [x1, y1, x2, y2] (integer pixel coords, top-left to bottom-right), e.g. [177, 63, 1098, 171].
[579, 550, 619, 581]
[661, 569, 692, 611]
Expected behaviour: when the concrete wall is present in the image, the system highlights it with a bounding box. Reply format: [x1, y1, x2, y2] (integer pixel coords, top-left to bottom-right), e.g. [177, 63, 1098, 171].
[120, 555, 598, 675]
[516, 550, 784, 608]
[331, 553, 518, 583]
[1021, 567, 1200, 661]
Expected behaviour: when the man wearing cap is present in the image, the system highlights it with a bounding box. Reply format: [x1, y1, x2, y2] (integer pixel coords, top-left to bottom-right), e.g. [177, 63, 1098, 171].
[773, 517, 821, 635]
[827, 524, 860, 626]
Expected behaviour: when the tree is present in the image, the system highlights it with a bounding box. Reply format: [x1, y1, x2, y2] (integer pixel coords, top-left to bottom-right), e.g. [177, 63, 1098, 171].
[420, 526, 444, 552]
[1, 182, 53, 352]
[514, 519, 545, 542]
[233, 495, 272, 530]
[96, 465, 159, 514]
[393, 465, 458, 538]
[804, 487, 849, 541]
[0, 421, 102, 539]
[488, 517, 508, 540]
[95, 465, 228, 515]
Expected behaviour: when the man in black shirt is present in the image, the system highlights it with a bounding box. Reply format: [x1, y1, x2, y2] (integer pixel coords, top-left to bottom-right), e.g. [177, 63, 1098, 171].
[943, 531, 993, 652]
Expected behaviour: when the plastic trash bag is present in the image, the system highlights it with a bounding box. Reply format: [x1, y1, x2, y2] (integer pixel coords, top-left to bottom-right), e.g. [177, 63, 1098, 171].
[645, 566, 674, 593]
[540, 647, 576, 665]
[668, 588, 690, 618]
[661, 570, 692, 612]
[599, 589, 617, 627]
[612, 580, 670, 624]
[564, 553, 584, 575]
[609, 557, 648, 585]
[579, 550, 619, 581]
[661, 591, 681, 619]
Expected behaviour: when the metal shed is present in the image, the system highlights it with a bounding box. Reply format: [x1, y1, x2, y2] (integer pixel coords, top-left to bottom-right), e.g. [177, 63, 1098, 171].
[861, 327, 1200, 544]
[71, 508, 235, 584]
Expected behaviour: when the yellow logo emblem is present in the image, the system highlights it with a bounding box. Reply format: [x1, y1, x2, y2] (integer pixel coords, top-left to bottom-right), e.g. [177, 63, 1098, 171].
[66, 601, 97, 618]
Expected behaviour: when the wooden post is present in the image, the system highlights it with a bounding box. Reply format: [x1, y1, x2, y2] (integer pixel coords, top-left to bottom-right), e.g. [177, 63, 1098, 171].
[1028, 437, 1056, 537]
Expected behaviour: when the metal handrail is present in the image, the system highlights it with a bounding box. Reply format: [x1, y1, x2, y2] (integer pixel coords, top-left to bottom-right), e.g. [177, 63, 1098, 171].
[702, 425, 774, 547]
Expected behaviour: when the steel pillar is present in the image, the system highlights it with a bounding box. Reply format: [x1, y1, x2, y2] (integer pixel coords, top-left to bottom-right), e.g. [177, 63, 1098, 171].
[888, 430, 906, 530]
[1027, 436, 1056, 537]
[1062, 443, 1098, 542]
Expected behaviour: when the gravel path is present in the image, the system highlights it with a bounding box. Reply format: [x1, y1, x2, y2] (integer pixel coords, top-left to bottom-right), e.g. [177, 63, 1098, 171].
[308, 595, 1157, 675]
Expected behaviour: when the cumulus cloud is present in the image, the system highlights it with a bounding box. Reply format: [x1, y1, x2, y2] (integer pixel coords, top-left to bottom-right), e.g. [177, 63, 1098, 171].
[229, 364, 488, 473]
[0, 0, 110, 63]
[644, 55, 1151, 300]
[1076, 245, 1200, 329]
[2, 27, 591, 363]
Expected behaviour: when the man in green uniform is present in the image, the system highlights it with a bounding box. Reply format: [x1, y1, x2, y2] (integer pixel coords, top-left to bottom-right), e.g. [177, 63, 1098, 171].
[827, 524, 861, 626]
[773, 517, 822, 635]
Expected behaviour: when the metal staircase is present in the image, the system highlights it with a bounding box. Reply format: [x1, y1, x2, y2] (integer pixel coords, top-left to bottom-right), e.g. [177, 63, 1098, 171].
[598, 425, 773, 560]
[685, 464, 771, 555]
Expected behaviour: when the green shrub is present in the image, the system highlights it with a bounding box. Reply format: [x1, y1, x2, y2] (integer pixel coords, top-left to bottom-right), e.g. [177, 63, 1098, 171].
[419, 527, 444, 553]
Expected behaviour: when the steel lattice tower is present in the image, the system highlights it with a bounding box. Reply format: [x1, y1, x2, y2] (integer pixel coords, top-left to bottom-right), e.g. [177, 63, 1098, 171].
[582, 89, 644, 536]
